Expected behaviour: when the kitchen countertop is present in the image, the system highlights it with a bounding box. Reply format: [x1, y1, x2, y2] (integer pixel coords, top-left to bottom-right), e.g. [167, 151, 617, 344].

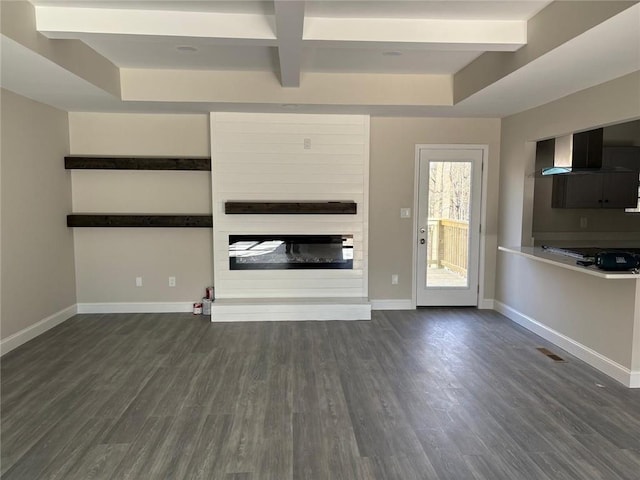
[498, 246, 640, 279]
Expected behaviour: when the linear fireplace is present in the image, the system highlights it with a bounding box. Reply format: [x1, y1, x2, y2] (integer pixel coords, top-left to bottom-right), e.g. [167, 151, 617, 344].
[229, 234, 353, 270]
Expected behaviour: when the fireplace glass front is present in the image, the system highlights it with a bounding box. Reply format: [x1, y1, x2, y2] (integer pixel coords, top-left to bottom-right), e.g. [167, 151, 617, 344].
[229, 234, 353, 270]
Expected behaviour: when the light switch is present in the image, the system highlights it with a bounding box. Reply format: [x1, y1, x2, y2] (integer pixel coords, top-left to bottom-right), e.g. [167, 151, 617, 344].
[400, 208, 411, 218]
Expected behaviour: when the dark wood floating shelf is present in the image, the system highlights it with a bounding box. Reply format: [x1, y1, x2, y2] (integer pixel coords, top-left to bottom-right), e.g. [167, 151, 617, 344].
[65, 156, 211, 171]
[225, 201, 357, 215]
[67, 214, 213, 228]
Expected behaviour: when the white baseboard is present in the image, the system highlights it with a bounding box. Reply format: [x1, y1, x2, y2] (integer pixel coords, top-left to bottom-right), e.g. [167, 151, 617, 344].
[0, 304, 77, 356]
[478, 298, 495, 310]
[494, 301, 638, 388]
[370, 299, 414, 310]
[77, 302, 193, 314]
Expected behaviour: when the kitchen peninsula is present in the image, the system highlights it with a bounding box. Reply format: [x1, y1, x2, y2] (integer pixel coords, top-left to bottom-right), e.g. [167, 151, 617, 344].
[497, 246, 640, 388]
[499, 246, 639, 279]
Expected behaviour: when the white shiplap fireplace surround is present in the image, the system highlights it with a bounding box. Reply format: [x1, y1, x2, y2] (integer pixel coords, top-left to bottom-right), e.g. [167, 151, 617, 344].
[210, 113, 371, 321]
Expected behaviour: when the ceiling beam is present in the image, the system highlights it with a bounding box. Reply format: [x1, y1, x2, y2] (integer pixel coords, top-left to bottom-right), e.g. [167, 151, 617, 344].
[303, 16, 527, 51]
[274, 0, 305, 87]
[35, 6, 277, 44]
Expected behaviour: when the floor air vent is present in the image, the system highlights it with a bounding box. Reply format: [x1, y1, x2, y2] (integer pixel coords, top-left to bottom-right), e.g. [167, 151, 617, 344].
[537, 347, 566, 362]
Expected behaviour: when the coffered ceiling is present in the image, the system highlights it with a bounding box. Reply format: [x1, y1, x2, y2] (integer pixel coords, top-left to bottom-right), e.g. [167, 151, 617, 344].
[31, 0, 539, 79]
[1, 1, 639, 116]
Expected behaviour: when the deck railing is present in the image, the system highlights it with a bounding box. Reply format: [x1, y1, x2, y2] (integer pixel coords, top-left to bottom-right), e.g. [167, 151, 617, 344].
[427, 219, 469, 275]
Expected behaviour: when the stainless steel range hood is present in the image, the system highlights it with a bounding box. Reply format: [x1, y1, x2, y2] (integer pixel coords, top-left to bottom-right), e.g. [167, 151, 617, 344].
[541, 128, 634, 176]
[541, 128, 604, 176]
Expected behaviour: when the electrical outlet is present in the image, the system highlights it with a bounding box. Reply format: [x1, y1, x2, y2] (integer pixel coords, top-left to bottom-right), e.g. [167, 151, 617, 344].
[303, 138, 311, 149]
[580, 217, 588, 229]
[400, 208, 411, 218]
[391, 274, 399, 285]
[169, 276, 176, 287]
[135, 276, 143, 287]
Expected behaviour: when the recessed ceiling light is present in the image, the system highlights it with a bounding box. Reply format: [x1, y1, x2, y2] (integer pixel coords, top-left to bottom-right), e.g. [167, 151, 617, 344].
[382, 51, 403, 56]
[176, 45, 198, 53]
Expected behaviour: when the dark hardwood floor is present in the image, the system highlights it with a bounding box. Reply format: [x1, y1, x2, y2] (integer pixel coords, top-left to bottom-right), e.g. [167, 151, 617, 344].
[2, 308, 640, 479]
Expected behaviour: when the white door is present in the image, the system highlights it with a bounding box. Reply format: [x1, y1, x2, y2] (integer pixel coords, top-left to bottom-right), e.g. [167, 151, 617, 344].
[416, 147, 483, 306]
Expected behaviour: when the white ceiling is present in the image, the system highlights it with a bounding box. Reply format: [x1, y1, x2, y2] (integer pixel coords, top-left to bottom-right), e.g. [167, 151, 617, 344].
[67, 35, 484, 74]
[1, 1, 639, 117]
[302, 47, 481, 75]
[456, 3, 640, 116]
[73, 35, 281, 71]
[0, 35, 122, 111]
[31, 0, 535, 74]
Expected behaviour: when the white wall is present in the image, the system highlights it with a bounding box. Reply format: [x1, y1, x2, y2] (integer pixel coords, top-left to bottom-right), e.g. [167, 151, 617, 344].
[210, 112, 369, 299]
[68, 112, 213, 306]
[369, 117, 501, 303]
[60, 111, 505, 310]
[64, 112, 503, 308]
[498, 255, 637, 368]
[1, 89, 76, 347]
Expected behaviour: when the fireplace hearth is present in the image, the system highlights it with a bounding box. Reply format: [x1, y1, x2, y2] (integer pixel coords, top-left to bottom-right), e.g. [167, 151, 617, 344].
[229, 234, 353, 270]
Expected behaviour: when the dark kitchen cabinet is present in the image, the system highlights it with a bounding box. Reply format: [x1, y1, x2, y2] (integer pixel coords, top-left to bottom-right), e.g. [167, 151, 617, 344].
[552, 171, 639, 209]
[602, 146, 640, 172]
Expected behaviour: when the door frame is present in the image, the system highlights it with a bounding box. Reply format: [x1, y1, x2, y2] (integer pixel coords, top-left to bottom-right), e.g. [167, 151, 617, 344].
[411, 144, 489, 309]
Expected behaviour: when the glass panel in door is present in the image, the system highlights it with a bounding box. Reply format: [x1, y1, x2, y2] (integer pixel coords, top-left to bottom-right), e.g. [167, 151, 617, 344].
[425, 161, 471, 288]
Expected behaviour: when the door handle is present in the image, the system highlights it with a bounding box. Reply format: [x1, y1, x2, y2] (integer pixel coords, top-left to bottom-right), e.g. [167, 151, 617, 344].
[419, 228, 426, 233]
[420, 239, 426, 244]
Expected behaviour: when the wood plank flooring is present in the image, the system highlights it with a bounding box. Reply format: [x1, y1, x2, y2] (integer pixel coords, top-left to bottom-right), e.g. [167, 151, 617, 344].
[2, 308, 640, 479]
